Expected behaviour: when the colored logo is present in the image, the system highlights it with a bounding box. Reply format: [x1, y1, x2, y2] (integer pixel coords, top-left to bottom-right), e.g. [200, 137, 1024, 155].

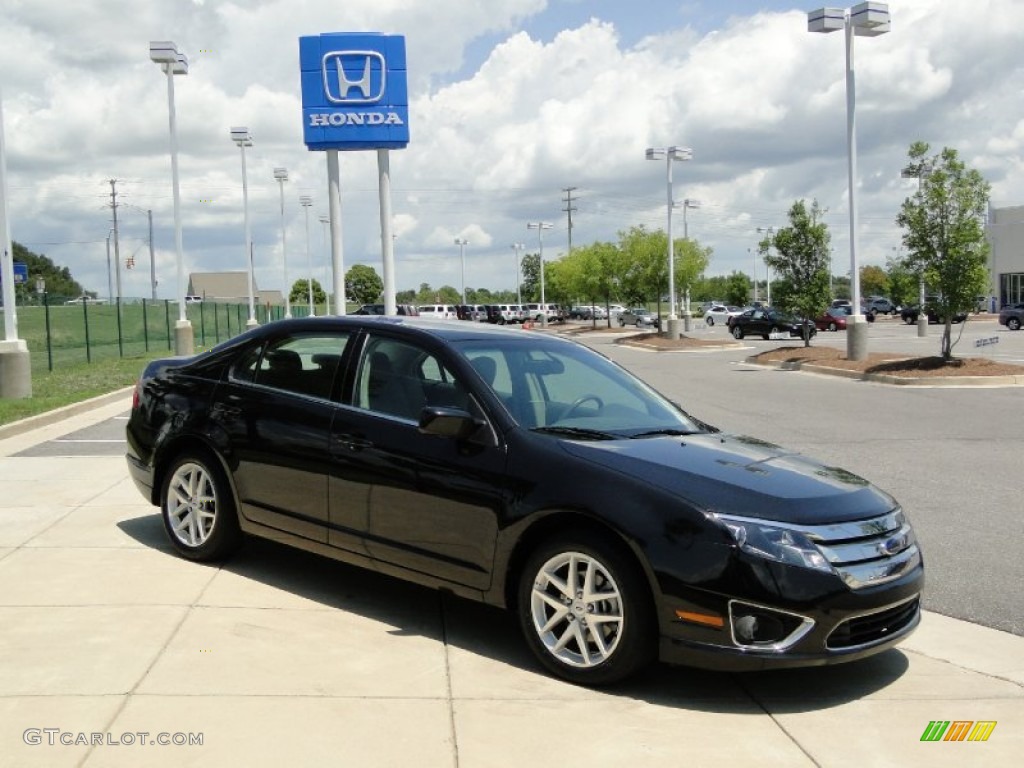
[322, 51, 386, 104]
[920, 721, 997, 742]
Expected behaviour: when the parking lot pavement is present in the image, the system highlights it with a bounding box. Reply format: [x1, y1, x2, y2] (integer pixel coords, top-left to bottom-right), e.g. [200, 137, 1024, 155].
[0, 387, 1022, 766]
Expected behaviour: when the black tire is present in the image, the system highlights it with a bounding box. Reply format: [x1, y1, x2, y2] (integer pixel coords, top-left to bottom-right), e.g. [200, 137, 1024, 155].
[732, 325, 744, 340]
[160, 450, 242, 562]
[827, 321, 838, 332]
[903, 314, 914, 325]
[1008, 318, 1021, 331]
[517, 531, 656, 686]
[706, 316, 714, 326]
[618, 319, 626, 328]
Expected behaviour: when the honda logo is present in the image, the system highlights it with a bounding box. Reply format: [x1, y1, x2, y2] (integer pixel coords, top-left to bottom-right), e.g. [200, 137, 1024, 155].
[321, 50, 386, 104]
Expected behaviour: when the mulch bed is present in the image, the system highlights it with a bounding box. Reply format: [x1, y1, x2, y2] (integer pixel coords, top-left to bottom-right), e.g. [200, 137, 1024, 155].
[750, 346, 1024, 378]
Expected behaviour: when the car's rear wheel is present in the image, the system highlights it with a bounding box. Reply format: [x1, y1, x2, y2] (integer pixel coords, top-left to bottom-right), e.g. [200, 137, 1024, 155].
[706, 316, 715, 326]
[517, 532, 655, 686]
[904, 314, 914, 324]
[161, 451, 242, 561]
[732, 325, 744, 340]
[618, 319, 626, 327]
[827, 321, 838, 332]
[1009, 317, 1021, 331]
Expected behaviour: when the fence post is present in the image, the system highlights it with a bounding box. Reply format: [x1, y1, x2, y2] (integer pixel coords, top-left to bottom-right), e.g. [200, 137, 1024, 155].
[165, 300, 172, 351]
[213, 303, 219, 344]
[82, 299, 92, 363]
[142, 299, 150, 351]
[200, 303, 206, 347]
[43, 292, 53, 371]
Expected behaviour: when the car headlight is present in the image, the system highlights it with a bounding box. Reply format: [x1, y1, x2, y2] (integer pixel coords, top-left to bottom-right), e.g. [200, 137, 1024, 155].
[716, 514, 833, 573]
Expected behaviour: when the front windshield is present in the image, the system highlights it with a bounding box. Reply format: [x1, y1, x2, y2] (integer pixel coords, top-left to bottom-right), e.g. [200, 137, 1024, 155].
[454, 338, 703, 438]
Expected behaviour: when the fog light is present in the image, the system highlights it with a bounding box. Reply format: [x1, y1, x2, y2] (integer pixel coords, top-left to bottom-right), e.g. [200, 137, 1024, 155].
[728, 601, 815, 651]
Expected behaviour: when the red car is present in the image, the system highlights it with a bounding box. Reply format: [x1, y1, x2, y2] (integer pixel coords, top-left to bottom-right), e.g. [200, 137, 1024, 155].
[815, 307, 850, 332]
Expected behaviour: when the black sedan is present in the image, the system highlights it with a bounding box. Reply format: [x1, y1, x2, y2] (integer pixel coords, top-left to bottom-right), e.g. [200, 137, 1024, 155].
[729, 308, 817, 340]
[900, 303, 968, 325]
[127, 317, 922, 685]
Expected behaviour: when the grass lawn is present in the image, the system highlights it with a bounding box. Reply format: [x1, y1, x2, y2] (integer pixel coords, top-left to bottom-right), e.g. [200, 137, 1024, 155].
[0, 352, 168, 427]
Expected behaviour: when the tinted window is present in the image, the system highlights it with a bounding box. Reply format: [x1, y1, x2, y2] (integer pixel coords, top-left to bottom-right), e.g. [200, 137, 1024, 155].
[246, 334, 349, 399]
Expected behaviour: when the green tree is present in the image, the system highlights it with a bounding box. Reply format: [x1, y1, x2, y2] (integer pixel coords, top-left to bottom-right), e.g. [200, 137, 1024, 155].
[344, 264, 383, 305]
[762, 199, 832, 347]
[724, 272, 752, 306]
[11, 241, 84, 303]
[519, 253, 540, 301]
[860, 265, 889, 298]
[896, 142, 991, 360]
[289, 278, 326, 308]
[885, 254, 918, 308]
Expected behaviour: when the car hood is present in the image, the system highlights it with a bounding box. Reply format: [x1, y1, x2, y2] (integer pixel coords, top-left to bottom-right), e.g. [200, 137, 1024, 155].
[559, 432, 894, 525]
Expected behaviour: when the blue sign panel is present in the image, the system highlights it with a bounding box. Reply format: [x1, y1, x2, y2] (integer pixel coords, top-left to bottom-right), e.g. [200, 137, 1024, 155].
[13, 262, 27, 283]
[299, 33, 409, 151]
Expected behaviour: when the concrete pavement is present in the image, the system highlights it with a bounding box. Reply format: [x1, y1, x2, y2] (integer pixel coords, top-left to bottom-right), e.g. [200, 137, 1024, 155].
[0, 392, 1021, 767]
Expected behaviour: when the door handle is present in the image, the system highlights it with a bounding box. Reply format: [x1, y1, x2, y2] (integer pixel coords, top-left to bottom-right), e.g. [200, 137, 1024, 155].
[332, 433, 373, 452]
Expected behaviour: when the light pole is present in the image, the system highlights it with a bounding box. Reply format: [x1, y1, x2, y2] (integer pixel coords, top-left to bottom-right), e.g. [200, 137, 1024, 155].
[149, 41, 192, 355]
[454, 238, 468, 304]
[680, 198, 700, 328]
[526, 222, 553, 326]
[230, 127, 257, 327]
[273, 168, 291, 319]
[299, 195, 314, 315]
[105, 228, 115, 304]
[510, 242, 525, 305]
[901, 164, 929, 338]
[749, 247, 758, 304]
[757, 226, 775, 306]
[320, 215, 332, 314]
[646, 145, 693, 339]
[808, 2, 890, 360]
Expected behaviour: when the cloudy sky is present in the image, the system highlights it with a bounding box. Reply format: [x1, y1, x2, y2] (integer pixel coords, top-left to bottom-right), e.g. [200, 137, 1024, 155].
[2, 0, 1022, 302]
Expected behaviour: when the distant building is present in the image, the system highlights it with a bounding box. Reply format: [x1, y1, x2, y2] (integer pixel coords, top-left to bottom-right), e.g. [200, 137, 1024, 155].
[987, 205, 1024, 307]
[187, 272, 280, 304]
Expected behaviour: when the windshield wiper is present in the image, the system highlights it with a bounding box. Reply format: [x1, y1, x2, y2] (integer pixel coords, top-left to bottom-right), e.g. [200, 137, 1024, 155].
[531, 426, 619, 441]
[629, 428, 700, 439]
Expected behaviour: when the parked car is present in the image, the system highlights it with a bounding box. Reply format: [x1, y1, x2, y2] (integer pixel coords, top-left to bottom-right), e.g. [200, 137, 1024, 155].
[998, 302, 1024, 331]
[185, 295, 203, 305]
[524, 303, 566, 324]
[126, 316, 922, 685]
[484, 304, 522, 325]
[417, 304, 459, 320]
[617, 307, 660, 329]
[814, 306, 850, 332]
[830, 299, 852, 309]
[456, 304, 488, 321]
[900, 298, 968, 325]
[864, 297, 898, 316]
[353, 304, 419, 316]
[703, 304, 743, 327]
[729, 308, 817, 340]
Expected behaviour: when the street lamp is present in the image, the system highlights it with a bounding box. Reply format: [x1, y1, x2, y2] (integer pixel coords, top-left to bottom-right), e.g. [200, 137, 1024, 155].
[230, 127, 257, 327]
[808, 2, 890, 360]
[646, 145, 693, 339]
[526, 222, 553, 326]
[748, 247, 758, 304]
[680, 198, 700, 327]
[454, 238, 469, 304]
[757, 226, 776, 306]
[319, 215, 332, 314]
[901, 164, 929, 338]
[510, 242, 525, 305]
[149, 40, 192, 355]
[299, 195, 314, 315]
[273, 167, 291, 319]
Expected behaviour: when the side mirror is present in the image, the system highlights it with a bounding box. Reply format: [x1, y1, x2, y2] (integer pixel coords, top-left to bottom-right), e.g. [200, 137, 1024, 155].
[418, 406, 482, 440]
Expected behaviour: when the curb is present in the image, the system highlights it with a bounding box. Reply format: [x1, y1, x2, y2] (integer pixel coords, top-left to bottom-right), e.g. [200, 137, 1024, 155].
[0, 386, 134, 440]
[747, 357, 1024, 387]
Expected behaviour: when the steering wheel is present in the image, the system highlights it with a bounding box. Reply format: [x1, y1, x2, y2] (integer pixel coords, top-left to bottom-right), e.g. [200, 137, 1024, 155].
[563, 394, 604, 419]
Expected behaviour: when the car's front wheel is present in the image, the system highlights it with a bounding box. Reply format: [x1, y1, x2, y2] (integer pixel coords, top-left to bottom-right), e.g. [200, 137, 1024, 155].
[161, 451, 242, 561]
[1008, 317, 1021, 331]
[827, 321, 838, 332]
[706, 316, 715, 326]
[732, 325, 744, 339]
[517, 533, 655, 686]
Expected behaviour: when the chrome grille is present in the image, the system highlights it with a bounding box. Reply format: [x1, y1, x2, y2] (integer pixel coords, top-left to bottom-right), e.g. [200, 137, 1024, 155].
[803, 508, 921, 590]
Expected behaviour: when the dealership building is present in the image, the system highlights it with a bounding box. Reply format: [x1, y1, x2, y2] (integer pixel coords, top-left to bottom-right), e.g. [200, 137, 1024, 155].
[988, 205, 1024, 307]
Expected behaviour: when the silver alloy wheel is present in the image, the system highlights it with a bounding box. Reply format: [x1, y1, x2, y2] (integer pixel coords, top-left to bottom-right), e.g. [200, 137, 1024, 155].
[166, 461, 218, 548]
[529, 551, 624, 668]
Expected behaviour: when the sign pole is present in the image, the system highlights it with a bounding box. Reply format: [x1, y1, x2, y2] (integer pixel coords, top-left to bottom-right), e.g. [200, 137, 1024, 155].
[378, 149, 396, 315]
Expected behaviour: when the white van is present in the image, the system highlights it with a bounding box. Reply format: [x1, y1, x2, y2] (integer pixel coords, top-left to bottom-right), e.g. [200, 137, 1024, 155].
[417, 304, 459, 319]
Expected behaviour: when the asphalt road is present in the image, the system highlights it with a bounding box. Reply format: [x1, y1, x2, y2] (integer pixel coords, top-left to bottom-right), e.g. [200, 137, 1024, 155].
[17, 316, 1024, 637]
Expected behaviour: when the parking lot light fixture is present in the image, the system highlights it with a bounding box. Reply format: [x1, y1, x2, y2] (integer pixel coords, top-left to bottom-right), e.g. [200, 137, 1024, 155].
[299, 196, 314, 315]
[230, 127, 257, 327]
[901, 164, 929, 338]
[510, 242, 525, 305]
[274, 168, 291, 319]
[808, 2, 890, 361]
[646, 146, 693, 340]
[149, 40, 193, 355]
[526, 222, 553, 326]
[454, 238, 469, 304]
[757, 227, 776, 306]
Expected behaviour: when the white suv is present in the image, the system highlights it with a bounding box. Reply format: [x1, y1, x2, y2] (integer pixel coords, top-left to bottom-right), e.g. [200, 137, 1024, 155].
[417, 304, 459, 319]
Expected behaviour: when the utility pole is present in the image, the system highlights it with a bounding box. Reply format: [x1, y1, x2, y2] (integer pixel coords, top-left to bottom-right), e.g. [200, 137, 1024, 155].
[108, 179, 123, 307]
[562, 187, 577, 255]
